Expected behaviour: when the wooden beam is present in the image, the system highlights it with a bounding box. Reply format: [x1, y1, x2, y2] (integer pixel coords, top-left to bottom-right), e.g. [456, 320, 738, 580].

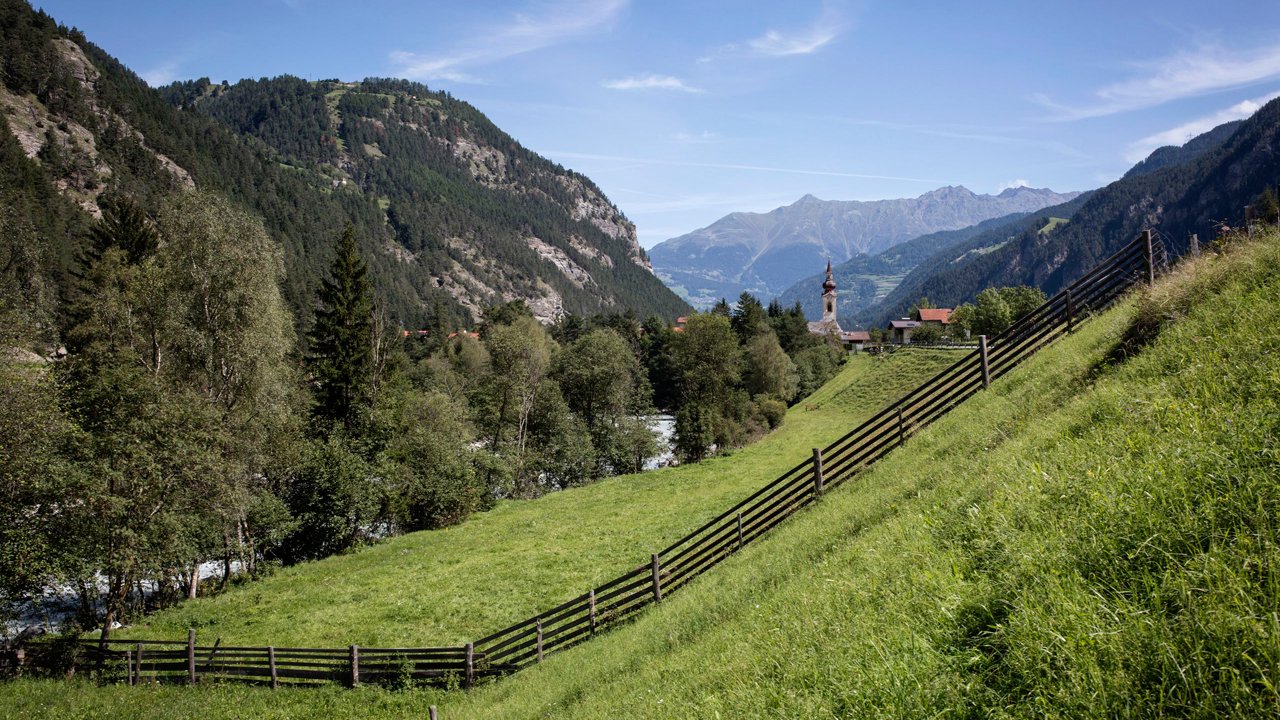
[268, 646, 278, 690]
[651, 554, 663, 603]
[1142, 229, 1155, 284]
[187, 629, 196, 686]
[812, 448, 824, 498]
[349, 644, 359, 688]
[979, 335, 990, 389]
[465, 642, 474, 689]
[1065, 289, 1075, 333]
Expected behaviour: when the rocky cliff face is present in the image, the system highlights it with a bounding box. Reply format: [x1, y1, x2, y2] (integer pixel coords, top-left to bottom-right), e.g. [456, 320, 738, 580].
[0, 8, 687, 330]
[649, 185, 1080, 307]
[172, 76, 673, 324]
[0, 39, 193, 219]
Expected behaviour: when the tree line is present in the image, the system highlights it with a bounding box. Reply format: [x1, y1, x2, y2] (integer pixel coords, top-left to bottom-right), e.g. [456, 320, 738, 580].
[0, 191, 845, 639]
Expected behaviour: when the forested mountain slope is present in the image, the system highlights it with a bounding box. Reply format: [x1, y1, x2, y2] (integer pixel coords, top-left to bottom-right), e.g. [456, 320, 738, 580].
[860, 111, 1271, 325]
[0, 1, 687, 337]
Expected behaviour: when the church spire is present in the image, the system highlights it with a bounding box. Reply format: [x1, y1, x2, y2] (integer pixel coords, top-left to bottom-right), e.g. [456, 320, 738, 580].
[823, 258, 836, 293]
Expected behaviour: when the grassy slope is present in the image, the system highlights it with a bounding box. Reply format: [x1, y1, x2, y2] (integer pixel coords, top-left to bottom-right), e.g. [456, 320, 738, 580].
[7, 231, 1279, 718]
[112, 349, 959, 647]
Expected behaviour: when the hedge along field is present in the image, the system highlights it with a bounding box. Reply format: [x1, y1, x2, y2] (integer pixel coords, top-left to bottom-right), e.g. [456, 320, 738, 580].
[101, 348, 960, 648]
[7, 231, 1278, 719]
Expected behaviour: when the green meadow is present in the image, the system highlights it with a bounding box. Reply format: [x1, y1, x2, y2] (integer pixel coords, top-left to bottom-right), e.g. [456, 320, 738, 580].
[6, 230, 1280, 718]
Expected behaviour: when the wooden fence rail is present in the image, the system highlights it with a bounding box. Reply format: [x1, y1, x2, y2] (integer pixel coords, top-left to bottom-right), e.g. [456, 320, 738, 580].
[26, 231, 1167, 690]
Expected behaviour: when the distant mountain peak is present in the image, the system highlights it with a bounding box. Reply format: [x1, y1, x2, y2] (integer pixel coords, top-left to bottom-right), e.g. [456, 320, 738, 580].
[650, 184, 1081, 308]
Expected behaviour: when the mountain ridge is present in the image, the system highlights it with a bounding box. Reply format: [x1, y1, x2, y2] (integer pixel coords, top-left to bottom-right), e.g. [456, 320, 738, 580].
[650, 184, 1080, 307]
[851, 113, 1264, 326]
[0, 3, 689, 334]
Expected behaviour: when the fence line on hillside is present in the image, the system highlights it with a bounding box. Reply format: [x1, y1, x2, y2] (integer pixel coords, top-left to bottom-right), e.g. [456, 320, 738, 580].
[24, 231, 1168, 690]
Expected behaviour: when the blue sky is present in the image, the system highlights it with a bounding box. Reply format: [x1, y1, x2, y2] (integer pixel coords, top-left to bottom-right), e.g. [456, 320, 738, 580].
[34, 0, 1280, 248]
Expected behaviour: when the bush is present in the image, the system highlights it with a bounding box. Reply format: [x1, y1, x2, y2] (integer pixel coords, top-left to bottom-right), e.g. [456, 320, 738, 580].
[755, 396, 787, 429]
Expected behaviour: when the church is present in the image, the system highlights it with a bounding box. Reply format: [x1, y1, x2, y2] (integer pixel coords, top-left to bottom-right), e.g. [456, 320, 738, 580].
[806, 259, 842, 336]
[806, 261, 871, 351]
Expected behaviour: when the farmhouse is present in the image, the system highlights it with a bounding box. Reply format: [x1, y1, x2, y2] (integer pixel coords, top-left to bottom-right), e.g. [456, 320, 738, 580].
[916, 307, 952, 327]
[887, 319, 920, 344]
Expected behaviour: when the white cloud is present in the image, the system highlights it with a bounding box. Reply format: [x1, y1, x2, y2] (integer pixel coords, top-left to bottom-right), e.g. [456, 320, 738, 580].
[998, 179, 1030, 192]
[1124, 91, 1279, 163]
[141, 61, 181, 87]
[603, 74, 704, 93]
[748, 7, 844, 57]
[1037, 43, 1280, 120]
[391, 0, 626, 83]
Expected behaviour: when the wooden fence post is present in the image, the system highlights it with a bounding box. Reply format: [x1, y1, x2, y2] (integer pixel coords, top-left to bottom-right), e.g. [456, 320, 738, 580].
[589, 590, 597, 634]
[187, 629, 196, 686]
[897, 407, 906, 447]
[1065, 289, 1075, 333]
[536, 617, 544, 663]
[349, 644, 359, 688]
[268, 646, 278, 690]
[134, 643, 143, 685]
[812, 448, 824, 498]
[126, 649, 134, 686]
[979, 335, 990, 389]
[464, 642, 474, 689]
[736, 511, 744, 550]
[429, 706, 438, 720]
[651, 554, 663, 603]
[12, 648, 23, 679]
[1246, 205, 1255, 238]
[1189, 233, 1200, 258]
[1142, 229, 1155, 284]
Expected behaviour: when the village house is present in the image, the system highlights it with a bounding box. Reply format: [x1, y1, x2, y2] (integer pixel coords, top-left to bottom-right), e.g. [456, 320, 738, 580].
[887, 319, 920, 344]
[916, 307, 952, 328]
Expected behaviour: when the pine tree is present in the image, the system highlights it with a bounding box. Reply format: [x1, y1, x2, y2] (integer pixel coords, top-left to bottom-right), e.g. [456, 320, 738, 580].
[308, 224, 374, 429]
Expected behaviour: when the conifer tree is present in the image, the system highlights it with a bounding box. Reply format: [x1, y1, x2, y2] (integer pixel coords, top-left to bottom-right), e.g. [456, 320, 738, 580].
[308, 224, 374, 429]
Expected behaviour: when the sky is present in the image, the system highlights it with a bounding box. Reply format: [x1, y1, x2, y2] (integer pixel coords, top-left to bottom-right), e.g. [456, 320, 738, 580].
[33, 0, 1280, 248]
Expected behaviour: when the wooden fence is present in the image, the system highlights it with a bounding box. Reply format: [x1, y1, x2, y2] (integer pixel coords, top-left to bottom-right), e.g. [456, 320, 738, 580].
[29, 231, 1168, 689]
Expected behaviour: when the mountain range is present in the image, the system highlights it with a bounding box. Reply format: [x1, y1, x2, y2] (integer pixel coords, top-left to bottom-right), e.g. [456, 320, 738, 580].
[833, 108, 1277, 328]
[648, 185, 1080, 307]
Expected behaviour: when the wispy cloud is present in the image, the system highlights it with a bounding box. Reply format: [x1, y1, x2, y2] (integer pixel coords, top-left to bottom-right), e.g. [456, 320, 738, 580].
[748, 6, 844, 57]
[391, 0, 626, 83]
[1036, 43, 1280, 121]
[141, 60, 182, 87]
[672, 130, 720, 143]
[998, 178, 1030, 192]
[1124, 91, 1278, 163]
[603, 74, 704, 93]
[547, 150, 941, 184]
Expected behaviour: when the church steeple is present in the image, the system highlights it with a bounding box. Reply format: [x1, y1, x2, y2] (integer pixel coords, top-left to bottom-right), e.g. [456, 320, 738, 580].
[821, 258, 837, 323]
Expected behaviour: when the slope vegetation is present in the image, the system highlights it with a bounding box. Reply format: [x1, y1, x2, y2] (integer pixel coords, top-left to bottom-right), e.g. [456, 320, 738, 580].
[109, 349, 958, 647]
[6, 230, 1279, 718]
